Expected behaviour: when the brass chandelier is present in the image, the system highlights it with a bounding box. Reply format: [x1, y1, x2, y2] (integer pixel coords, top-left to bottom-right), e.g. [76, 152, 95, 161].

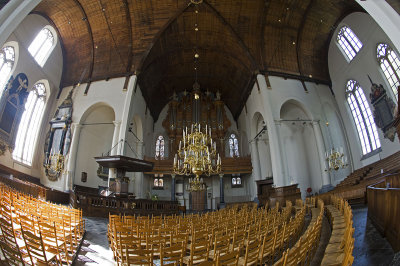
[325, 147, 348, 171]
[173, 123, 221, 191]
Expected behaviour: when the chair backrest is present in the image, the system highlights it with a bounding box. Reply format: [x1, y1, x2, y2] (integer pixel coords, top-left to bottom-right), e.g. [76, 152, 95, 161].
[160, 242, 185, 266]
[22, 228, 53, 265]
[243, 238, 261, 265]
[0, 240, 25, 266]
[124, 246, 153, 265]
[189, 238, 210, 265]
[216, 250, 239, 266]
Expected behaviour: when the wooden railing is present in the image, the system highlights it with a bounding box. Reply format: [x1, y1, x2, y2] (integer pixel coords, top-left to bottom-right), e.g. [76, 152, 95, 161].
[70, 190, 179, 217]
[367, 173, 400, 252]
[144, 156, 252, 174]
[0, 174, 46, 199]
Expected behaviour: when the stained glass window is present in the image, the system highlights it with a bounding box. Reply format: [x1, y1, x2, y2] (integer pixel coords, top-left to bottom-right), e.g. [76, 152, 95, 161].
[228, 134, 239, 157]
[155, 135, 165, 159]
[346, 80, 381, 155]
[337, 26, 363, 61]
[377, 43, 400, 99]
[13, 83, 47, 165]
[28, 27, 55, 67]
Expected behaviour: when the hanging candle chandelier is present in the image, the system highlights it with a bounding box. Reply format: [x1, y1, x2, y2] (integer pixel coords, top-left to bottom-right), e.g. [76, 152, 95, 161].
[173, 123, 221, 191]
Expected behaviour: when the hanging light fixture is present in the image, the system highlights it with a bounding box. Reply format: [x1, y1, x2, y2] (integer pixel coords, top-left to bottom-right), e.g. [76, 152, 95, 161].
[325, 147, 348, 171]
[173, 123, 221, 191]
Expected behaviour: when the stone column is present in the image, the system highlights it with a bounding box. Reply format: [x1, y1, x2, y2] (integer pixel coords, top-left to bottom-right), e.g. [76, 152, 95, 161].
[65, 123, 82, 191]
[257, 74, 286, 186]
[111, 121, 121, 155]
[108, 121, 121, 188]
[312, 121, 332, 193]
[0, 0, 42, 48]
[171, 174, 176, 201]
[250, 140, 261, 201]
[356, 0, 400, 53]
[118, 75, 137, 155]
[219, 174, 225, 209]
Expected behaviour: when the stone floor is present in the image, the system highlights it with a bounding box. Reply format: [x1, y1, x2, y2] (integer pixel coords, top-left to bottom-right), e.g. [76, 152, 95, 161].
[74, 205, 399, 265]
[351, 205, 396, 266]
[74, 217, 114, 265]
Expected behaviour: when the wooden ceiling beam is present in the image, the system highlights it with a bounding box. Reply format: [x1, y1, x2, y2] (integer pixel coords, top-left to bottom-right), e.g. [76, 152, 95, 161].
[296, 0, 314, 76]
[260, 0, 271, 71]
[137, 3, 191, 72]
[261, 70, 331, 86]
[141, 47, 253, 74]
[203, 0, 258, 71]
[123, 0, 133, 74]
[73, 0, 94, 95]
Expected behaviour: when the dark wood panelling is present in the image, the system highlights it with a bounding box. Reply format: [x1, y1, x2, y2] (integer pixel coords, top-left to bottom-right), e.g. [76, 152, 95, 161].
[33, 0, 362, 119]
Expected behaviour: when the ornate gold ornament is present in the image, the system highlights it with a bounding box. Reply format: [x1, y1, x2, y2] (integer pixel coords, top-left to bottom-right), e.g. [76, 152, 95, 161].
[173, 123, 221, 191]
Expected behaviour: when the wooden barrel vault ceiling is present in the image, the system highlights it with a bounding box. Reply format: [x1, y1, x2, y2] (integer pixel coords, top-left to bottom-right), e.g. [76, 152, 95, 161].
[33, 0, 363, 120]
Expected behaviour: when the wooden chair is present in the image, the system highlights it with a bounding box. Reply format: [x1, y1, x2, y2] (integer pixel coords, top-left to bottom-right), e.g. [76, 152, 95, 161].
[215, 250, 239, 266]
[39, 220, 68, 264]
[124, 246, 154, 265]
[183, 238, 210, 265]
[237, 238, 261, 266]
[258, 229, 278, 265]
[21, 228, 59, 265]
[209, 233, 232, 260]
[160, 242, 185, 266]
[0, 240, 26, 266]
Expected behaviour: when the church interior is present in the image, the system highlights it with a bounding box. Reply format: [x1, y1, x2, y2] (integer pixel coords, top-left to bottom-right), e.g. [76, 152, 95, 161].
[0, 0, 400, 265]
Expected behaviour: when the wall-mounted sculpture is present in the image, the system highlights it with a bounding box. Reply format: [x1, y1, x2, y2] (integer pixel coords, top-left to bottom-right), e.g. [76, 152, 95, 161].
[44, 90, 73, 180]
[0, 73, 29, 155]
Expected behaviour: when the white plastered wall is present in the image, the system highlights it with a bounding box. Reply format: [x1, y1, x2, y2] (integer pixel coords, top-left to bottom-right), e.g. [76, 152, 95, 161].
[238, 75, 350, 198]
[0, 14, 63, 183]
[328, 12, 400, 171]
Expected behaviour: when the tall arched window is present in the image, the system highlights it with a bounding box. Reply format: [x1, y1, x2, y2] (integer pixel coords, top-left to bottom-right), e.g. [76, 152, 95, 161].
[155, 135, 165, 160]
[337, 26, 363, 61]
[0, 46, 15, 96]
[28, 27, 56, 67]
[13, 83, 47, 165]
[228, 133, 239, 157]
[377, 43, 400, 99]
[346, 80, 381, 155]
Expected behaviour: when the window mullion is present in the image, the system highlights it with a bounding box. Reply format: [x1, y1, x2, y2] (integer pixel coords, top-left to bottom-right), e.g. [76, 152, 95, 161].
[20, 96, 38, 161]
[354, 91, 374, 150]
[343, 35, 357, 57]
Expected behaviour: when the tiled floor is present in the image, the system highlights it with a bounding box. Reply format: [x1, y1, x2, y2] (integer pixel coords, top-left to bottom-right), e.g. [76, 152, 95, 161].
[351, 205, 395, 266]
[74, 206, 399, 265]
[74, 217, 114, 266]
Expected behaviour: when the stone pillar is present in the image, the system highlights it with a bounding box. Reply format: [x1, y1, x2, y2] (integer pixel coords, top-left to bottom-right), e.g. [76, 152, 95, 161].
[111, 121, 121, 155]
[312, 121, 333, 193]
[0, 0, 42, 48]
[257, 74, 286, 186]
[108, 121, 121, 187]
[219, 174, 225, 209]
[65, 123, 82, 191]
[171, 174, 176, 201]
[356, 0, 400, 53]
[250, 140, 261, 201]
[118, 75, 137, 155]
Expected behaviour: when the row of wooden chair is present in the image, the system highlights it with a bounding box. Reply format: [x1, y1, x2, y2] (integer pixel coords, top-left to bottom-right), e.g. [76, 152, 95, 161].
[273, 199, 324, 266]
[108, 201, 307, 265]
[321, 195, 354, 265]
[0, 182, 85, 265]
